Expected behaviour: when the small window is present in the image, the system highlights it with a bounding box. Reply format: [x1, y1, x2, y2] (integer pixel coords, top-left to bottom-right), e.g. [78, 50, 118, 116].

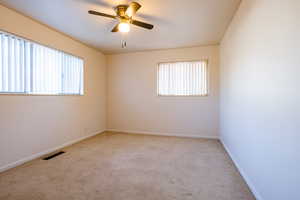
[157, 60, 208, 96]
[0, 31, 84, 95]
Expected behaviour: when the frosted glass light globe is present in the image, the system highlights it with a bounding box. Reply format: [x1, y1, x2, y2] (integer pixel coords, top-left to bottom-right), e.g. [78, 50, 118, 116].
[118, 22, 130, 33]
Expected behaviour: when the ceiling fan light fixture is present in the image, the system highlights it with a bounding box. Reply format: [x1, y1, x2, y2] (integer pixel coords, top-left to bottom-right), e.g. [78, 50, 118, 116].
[88, 2, 154, 33]
[118, 22, 130, 33]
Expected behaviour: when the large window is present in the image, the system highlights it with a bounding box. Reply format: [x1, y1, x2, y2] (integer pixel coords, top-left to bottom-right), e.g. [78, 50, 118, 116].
[0, 31, 84, 95]
[157, 60, 208, 96]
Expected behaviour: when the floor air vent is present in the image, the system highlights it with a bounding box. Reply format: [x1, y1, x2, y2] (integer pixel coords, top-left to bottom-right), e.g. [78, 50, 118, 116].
[43, 151, 65, 160]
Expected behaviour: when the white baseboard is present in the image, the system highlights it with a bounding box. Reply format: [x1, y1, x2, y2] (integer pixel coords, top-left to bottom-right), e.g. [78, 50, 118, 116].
[106, 129, 219, 140]
[0, 130, 105, 173]
[221, 140, 263, 200]
[1, 129, 263, 200]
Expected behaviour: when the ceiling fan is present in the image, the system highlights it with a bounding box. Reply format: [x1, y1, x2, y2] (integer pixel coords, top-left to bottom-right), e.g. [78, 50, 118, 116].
[88, 1, 154, 33]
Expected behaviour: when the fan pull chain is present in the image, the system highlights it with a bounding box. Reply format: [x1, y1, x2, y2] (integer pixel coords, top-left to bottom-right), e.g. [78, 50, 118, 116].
[122, 41, 127, 48]
[121, 32, 127, 48]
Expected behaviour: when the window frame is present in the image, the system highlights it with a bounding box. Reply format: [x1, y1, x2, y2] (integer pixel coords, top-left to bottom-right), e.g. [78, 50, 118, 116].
[156, 59, 209, 97]
[0, 29, 85, 96]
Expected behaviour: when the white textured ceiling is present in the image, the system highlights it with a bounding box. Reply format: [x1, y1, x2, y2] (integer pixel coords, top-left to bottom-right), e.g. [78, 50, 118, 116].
[0, 0, 240, 54]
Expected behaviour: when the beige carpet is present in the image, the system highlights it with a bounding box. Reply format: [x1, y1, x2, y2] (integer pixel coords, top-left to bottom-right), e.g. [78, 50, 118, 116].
[0, 132, 255, 200]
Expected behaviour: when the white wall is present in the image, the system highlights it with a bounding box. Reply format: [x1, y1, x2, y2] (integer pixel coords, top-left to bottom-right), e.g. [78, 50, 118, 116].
[220, 0, 300, 199]
[107, 46, 219, 138]
[0, 5, 106, 171]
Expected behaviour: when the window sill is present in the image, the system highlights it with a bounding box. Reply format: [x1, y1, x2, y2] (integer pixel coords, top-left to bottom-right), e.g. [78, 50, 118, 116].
[157, 94, 209, 97]
[0, 93, 84, 96]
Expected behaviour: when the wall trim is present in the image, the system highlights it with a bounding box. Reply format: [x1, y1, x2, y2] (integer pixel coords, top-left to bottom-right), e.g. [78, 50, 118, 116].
[106, 129, 219, 140]
[0, 129, 218, 173]
[0, 129, 264, 200]
[221, 139, 264, 200]
[0, 130, 105, 173]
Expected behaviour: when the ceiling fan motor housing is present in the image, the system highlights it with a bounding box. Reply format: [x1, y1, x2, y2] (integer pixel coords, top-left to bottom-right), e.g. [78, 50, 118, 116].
[115, 5, 129, 18]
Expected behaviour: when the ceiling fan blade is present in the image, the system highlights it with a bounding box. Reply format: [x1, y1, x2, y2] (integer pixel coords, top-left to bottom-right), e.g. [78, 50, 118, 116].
[131, 20, 154, 30]
[111, 24, 119, 32]
[88, 10, 116, 19]
[125, 2, 142, 17]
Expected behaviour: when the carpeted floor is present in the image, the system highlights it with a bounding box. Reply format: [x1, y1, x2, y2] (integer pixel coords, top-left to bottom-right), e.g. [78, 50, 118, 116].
[0, 132, 255, 200]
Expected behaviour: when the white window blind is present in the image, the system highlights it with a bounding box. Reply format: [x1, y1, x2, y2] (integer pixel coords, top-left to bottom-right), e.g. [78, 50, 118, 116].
[157, 61, 208, 96]
[0, 31, 84, 95]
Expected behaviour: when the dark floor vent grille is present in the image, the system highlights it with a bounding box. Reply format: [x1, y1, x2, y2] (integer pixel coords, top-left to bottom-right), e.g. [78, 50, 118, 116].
[43, 151, 65, 160]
